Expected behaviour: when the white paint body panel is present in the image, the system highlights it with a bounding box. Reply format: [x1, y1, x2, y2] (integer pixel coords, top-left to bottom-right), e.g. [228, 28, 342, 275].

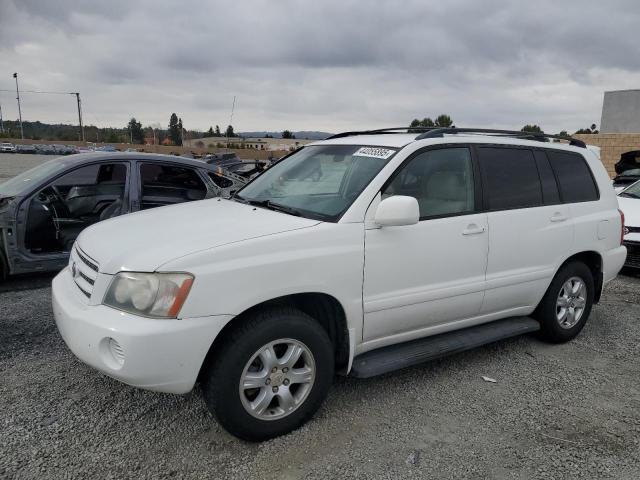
[51, 135, 627, 393]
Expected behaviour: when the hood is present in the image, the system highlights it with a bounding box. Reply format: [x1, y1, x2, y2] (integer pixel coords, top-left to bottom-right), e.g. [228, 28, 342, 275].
[77, 198, 321, 274]
[618, 196, 640, 228]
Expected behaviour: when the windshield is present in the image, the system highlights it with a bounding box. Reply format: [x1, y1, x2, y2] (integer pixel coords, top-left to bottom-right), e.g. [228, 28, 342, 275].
[236, 145, 397, 221]
[621, 180, 640, 198]
[0, 158, 67, 197]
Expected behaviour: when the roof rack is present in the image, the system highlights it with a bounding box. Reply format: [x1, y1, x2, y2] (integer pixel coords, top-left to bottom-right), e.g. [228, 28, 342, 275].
[326, 127, 586, 148]
[326, 127, 436, 139]
[414, 128, 586, 148]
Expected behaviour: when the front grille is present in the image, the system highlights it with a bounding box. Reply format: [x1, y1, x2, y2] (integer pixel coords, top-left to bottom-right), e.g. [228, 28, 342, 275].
[623, 240, 640, 268]
[70, 246, 100, 298]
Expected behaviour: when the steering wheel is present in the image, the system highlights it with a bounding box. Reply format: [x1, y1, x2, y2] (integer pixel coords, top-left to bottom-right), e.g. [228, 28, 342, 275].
[50, 185, 67, 205]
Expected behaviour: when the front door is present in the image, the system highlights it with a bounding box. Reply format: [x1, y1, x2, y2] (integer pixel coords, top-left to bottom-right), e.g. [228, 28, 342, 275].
[363, 146, 488, 345]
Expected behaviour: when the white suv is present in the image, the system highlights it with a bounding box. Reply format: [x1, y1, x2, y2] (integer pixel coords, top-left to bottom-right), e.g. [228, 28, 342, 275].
[52, 128, 627, 441]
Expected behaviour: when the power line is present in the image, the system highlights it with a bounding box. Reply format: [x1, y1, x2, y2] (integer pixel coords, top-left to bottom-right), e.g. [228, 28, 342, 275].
[0, 89, 75, 95]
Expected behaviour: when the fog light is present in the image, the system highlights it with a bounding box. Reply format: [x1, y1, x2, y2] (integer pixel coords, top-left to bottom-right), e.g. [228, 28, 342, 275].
[109, 338, 125, 366]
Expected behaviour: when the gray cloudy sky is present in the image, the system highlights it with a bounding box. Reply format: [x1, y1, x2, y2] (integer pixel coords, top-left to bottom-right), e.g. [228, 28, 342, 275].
[1, 0, 639, 133]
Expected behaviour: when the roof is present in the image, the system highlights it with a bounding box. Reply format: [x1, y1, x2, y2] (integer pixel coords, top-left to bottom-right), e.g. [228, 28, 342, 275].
[41, 151, 216, 170]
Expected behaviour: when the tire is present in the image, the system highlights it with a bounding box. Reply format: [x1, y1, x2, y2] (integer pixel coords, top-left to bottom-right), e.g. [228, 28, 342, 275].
[535, 261, 594, 343]
[202, 306, 334, 441]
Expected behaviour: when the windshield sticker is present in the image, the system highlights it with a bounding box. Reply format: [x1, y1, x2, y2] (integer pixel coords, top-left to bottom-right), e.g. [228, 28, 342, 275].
[353, 147, 395, 159]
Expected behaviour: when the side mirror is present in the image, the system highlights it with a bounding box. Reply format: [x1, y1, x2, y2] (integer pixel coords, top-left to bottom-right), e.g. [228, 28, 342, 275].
[374, 195, 419, 227]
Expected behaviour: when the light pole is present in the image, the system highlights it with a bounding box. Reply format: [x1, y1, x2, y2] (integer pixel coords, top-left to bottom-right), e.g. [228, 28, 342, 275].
[13, 73, 24, 139]
[0, 98, 4, 134]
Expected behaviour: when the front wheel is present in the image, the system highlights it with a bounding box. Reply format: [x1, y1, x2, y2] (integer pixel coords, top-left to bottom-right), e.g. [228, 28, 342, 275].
[202, 307, 334, 441]
[535, 261, 594, 343]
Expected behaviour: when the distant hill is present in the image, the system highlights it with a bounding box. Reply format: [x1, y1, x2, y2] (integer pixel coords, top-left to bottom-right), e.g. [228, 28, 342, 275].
[238, 131, 333, 140]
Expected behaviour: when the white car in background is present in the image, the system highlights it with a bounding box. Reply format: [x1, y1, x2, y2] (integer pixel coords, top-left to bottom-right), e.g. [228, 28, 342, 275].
[0, 142, 16, 153]
[617, 180, 640, 268]
[52, 127, 626, 441]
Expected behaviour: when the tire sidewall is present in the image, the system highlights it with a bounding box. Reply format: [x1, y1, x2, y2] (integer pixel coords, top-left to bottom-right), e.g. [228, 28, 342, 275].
[205, 310, 334, 441]
[538, 262, 594, 342]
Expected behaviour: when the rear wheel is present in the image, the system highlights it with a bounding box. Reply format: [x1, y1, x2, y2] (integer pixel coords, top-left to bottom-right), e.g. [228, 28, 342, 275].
[202, 307, 334, 441]
[535, 261, 594, 343]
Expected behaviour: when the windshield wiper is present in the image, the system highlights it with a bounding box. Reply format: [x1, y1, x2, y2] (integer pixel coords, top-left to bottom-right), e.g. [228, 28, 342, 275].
[245, 199, 302, 217]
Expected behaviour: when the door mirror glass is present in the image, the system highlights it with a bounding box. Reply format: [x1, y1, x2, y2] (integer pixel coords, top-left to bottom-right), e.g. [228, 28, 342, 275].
[374, 195, 419, 227]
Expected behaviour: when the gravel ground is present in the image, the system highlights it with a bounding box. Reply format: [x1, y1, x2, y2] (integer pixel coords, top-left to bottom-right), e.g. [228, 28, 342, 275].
[1, 271, 639, 480]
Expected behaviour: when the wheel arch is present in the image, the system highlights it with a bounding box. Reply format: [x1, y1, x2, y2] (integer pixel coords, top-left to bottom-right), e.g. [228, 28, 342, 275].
[197, 292, 351, 382]
[556, 250, 603, 303]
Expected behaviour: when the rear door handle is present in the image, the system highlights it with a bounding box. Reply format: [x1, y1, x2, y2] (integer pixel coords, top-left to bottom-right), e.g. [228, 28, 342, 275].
[462, 224, 486, 236]
[550, 212, 568, 223]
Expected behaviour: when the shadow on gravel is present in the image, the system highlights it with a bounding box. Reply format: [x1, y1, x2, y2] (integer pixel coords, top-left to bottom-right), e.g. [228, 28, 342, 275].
[0, 273, 57, 359]
[0, 272, 56, 293]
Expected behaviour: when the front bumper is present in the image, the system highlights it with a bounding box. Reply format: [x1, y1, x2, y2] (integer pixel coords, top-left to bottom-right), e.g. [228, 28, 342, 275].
[52, 267, 232, 394]
[623, 240, 640, 269]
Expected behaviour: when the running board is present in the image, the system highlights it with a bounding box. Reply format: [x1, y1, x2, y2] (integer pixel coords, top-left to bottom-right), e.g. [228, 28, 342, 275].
[350, 317, 540, 378]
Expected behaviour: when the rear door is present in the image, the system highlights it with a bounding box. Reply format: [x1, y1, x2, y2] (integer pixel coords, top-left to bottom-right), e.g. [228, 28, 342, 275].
[477, 146, 573, 314]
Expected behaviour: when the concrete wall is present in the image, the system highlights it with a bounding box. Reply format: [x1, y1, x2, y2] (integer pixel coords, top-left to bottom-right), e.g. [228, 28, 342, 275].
[600, 90, 640, 134]
[574, 133, 640, 177]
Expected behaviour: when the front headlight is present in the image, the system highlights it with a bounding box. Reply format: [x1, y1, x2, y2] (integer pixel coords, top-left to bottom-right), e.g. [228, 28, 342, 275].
[103, 272, 194, 318]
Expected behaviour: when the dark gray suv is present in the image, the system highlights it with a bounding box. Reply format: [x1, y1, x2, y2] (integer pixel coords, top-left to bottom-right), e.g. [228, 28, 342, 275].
[0, 152, 245, 279]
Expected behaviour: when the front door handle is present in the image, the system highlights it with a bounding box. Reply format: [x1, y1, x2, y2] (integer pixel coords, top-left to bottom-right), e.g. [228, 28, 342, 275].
[550, 212, 568, 223]
[462, 224, 486, 236]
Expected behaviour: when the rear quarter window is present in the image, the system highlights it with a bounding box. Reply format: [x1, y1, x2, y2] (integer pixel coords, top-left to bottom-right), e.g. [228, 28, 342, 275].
[546, 151, 599, 203]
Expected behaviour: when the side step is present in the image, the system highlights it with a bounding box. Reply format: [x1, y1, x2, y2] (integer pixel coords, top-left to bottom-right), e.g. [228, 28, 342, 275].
[350, 317, 540, 378]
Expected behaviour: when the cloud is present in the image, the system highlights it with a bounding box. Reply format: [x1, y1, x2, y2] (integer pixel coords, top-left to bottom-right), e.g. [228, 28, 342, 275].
[0, 0, 639, 133]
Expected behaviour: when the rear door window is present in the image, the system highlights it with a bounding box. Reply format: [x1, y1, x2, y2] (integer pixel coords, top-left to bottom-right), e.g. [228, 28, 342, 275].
[533, 150, 561, 205]
[546, 151, 599, 203]
[139, 163, 207, 210]
[478, 147, 543, 210]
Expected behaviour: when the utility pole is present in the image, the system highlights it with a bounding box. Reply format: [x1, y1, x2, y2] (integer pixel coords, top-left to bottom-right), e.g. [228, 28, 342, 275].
[73, 92, 85, 142]
[226, 95, 236, 148]
[13, 73, 24, 139]
[0, 99, 4, 134]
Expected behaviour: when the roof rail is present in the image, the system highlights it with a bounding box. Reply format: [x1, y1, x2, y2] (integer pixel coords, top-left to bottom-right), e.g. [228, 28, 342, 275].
[414, 128, 586, 148]
[326, 127, 438, 140]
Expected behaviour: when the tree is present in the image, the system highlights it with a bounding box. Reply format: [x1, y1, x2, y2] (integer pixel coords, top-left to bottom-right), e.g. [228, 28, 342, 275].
[575, 123, 599, 134]
[207, 126, 214, 136]
[521, 124, 543, 133]
[557, 130, 569, 138]
[225, 125, 235, 137]
[127, 117, 144, 144]
[215, 125, 221, 136]
[168, 113, 180, 145]
[178, 118, 183, 145]
[434, 114, 453, 128]
[409, 115, 451, 129]
[282, 130, 293, 139]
